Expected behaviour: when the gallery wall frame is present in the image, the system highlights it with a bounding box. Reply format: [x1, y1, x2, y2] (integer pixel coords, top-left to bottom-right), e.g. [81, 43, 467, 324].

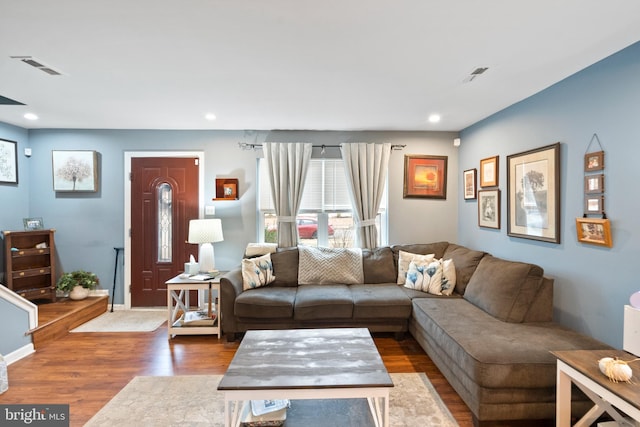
[507, 142, 561, 243]
[463, 168, 477, 200]
[403, 155, 448, 199]
[0, 138, 18, 184]
[479, 155, 499, 187]
[585, 195, 605, 214]
[576, 217, 612, 247]
[584, 150, 604, 172]
[584, 174, 604, 194]
[478, 189, 500, 229]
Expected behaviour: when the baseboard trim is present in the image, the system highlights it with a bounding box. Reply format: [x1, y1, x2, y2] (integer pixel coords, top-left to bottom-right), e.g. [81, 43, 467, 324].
[5, 343, 35, 365]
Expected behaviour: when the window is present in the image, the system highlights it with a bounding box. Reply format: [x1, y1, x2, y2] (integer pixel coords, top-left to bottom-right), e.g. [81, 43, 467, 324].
[258, 158, 388, 247]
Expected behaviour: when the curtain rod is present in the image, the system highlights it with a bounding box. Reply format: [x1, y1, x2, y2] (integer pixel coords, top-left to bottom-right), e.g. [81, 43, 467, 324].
[238, 142, 406, 151]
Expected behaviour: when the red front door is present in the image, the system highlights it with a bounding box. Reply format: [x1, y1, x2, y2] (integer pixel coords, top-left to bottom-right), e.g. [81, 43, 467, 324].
[130, 157, 199, 306]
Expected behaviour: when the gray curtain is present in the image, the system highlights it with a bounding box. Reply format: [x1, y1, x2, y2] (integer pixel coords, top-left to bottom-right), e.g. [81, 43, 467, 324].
[341, 142, 391, 249]
[263, 142, 312, 247]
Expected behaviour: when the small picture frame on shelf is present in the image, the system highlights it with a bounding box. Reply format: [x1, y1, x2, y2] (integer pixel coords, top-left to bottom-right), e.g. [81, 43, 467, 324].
[215, 178, 239, 200]
[585, 195, 604, 214]
[584, 151, 604, 172]
[23, 217, 44, 231]
[584, 174, 604, 194]
[463, 168, 477, 200]
[576, 217, 612, 247]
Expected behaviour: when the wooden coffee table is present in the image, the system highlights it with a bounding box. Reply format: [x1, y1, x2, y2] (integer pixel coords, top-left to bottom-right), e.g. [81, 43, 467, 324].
[217, 328, 393, 427]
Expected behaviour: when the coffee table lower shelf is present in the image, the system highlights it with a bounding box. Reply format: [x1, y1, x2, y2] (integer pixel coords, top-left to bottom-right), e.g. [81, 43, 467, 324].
[224, 388, 389, 427]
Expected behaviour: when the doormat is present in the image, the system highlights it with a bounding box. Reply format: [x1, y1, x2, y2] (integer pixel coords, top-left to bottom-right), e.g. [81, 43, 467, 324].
[71, 310, 166, 333]
[85, 373, 459, 426]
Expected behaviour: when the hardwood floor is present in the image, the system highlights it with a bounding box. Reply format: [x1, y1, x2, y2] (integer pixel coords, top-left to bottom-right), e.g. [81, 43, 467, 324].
[4, 326, 474, 427]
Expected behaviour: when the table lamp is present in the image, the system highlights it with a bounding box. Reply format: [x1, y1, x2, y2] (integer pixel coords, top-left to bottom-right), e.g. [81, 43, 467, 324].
[188, 218, 224, 273]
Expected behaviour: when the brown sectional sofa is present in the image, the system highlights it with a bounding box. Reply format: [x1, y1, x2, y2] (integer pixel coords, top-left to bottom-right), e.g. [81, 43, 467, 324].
[220, 242, 611, 426]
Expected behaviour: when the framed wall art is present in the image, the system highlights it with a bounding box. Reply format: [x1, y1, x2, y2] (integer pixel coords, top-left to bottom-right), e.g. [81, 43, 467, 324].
[52, 150, 98, 192]
[0, 138, 18, 184]
[584, 174, 604, 194]
[479, 155, 499, 187]
[463, 168, 477, 200]
[403, 155, 448, 199]
[576, 217, 612, 247]
[584, 151, 604, 172]
[585, 195, 604, 214]
[507, 142, 561, 243]
[478, 189, 500, 229]
[23, 217, 44, 230]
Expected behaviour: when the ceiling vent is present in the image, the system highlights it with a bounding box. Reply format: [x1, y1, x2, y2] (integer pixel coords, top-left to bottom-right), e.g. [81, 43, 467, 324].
[463, 67, 489, 83]
[10, 56, 64, 76]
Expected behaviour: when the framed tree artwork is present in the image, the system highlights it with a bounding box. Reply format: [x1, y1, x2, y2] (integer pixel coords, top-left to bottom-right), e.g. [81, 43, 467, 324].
[507, 143, 561, 243]
[52, 150, 98, 192]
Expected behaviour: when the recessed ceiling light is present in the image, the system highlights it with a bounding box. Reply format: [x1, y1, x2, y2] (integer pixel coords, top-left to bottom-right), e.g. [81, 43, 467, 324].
[205, 113, 216, 121]
[24, 112, 38, 120]
[428, 114, 441, 123]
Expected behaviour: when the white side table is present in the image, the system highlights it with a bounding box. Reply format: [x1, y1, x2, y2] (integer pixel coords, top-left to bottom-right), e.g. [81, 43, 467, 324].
[166, 274, 223, 339]
[553, 349, 640, 427]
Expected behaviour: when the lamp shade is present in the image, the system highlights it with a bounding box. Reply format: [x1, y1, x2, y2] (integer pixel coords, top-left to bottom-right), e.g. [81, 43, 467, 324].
[188, 219, 224, 244]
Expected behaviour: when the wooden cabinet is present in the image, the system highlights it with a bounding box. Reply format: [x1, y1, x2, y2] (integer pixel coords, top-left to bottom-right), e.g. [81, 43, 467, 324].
[2, 229, 56, 303]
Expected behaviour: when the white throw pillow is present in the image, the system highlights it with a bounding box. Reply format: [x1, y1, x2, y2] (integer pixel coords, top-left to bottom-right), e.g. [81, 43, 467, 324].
[397, 251, 435, 285]
[242, 253, 276, 291]
[440, 258, 457, 296]
[403, 260, 426, 291]
[423, 260, 444, 294]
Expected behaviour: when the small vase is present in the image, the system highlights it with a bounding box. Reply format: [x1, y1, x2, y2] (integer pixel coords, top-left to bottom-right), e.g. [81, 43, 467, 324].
[69, 285, 89, 300]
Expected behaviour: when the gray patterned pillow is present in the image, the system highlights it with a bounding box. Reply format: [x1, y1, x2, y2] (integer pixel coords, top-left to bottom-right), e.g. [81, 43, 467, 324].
[298, 246, 364, 285]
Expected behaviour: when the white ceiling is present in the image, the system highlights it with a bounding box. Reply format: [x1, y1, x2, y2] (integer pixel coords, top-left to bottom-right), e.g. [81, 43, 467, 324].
[1, 1, 639, 131]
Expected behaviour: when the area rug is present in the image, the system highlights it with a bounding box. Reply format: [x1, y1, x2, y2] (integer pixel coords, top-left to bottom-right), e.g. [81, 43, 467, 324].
[70, 309, 166, 333]
[85, 373, 458, 426]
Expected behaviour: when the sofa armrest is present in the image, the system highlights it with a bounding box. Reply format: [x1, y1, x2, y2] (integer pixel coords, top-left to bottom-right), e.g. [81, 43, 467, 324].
[220, 268, 243, 335]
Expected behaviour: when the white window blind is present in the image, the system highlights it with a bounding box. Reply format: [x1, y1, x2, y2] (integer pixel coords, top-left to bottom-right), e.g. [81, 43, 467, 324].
[259, 158, 352, 212]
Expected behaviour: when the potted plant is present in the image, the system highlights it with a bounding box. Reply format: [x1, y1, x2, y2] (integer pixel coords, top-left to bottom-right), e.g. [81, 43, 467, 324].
[56, 270, 99, 300]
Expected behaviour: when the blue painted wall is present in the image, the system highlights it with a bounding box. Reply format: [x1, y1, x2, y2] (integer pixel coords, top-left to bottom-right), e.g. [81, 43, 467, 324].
[1, 129, 457, 306]
[459, 41, 640, 348]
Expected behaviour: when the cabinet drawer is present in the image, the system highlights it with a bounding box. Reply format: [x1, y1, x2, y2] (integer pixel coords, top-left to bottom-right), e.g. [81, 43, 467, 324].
[18, 286, 55, 300]
[12, 266, 51, 279]
[12, 247, 51, 257]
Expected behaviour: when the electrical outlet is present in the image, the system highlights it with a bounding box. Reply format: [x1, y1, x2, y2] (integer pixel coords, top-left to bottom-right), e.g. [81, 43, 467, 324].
[205, 205, 215, 216]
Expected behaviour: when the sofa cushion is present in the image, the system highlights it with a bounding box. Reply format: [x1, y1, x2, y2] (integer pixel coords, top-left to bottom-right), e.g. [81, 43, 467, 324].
[298, 246, 364, 285]
[411, 298, 610, 389]
[442, 243, 486, 295]
[270, 247, 299, 287]
[362, 247, 396, 283]
[351, 284, 412, 319]
[241, 253, 276, 290]
[234, 286, 297, 318]
[463, 255, 544, 323]
[294, 284, 353, 320]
